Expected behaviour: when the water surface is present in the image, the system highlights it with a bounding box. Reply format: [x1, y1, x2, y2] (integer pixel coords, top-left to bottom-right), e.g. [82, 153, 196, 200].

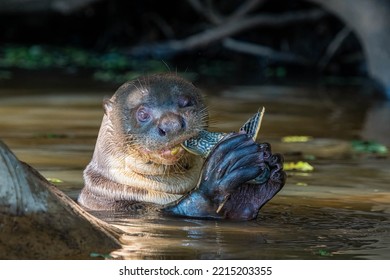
[1, 80, 389, 259]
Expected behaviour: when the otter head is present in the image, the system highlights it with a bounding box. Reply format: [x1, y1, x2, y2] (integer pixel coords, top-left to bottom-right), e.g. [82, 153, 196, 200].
[104, 73, 208, 165]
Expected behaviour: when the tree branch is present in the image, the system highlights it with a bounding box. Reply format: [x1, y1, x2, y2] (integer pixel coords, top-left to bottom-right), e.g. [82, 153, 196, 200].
[129, 9, 327, 57]
[223, 38, 309, 64]
[186, 0, 222, 24]
[186, 0, 266, 24]
[318, 26, 351, 70]
[229, 0, 266, 21]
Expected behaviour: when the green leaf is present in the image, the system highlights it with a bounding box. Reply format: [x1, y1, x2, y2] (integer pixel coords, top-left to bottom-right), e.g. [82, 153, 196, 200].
[318, 249, 333, 257]
[282, 135, 313, 143]
[284, 161, 314, 172]
[46, 178, 63, 183]
[351, 140, 388, 154]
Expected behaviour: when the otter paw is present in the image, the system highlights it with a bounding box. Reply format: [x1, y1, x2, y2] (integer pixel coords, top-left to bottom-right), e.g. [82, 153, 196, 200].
[162, 133, 264, 219]
[221, 142, 286, 220]
[198, 133, 264, 204]
[162, 138, 286, 220]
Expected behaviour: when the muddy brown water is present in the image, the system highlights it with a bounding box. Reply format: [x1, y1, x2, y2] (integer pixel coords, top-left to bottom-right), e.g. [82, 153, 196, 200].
[0, 80, 389, 259]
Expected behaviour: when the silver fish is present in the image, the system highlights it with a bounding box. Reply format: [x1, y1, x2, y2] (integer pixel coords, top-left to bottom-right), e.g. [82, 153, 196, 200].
[182, 107, 269, 185]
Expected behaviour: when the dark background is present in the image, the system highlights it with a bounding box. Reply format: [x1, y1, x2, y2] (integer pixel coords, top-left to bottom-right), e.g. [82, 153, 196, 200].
[0, 0, 385, 94]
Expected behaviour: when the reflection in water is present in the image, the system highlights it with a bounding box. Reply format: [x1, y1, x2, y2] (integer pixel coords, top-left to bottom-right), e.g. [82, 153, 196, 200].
[0, 83, 389, 259]
[362, 101, 390, 146]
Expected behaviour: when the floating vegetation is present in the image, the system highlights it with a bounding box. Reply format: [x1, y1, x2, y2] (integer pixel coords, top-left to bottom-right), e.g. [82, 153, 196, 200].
[303, 154, 316, 161]
[0, 44, 169, 83]
[0, 44, 243, 84]
[46, 178, 63, 183]
[0, 44, 237, 83]
[33, 133, 68, 139]
[284, 161, 314, 172]
[351, 140, 388, 155]
[317, 249, 333, 257]
[282, 135, 313, 143]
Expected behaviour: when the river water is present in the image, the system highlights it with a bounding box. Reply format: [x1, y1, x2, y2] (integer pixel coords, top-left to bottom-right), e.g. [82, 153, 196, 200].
[0, 77, 389, 259]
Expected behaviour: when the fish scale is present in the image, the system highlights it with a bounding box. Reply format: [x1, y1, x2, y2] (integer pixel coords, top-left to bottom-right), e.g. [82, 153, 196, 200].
[181, 107, 269, 185]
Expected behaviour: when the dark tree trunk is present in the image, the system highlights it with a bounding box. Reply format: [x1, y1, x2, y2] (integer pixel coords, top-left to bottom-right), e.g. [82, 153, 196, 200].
[310, 0, 390, 98]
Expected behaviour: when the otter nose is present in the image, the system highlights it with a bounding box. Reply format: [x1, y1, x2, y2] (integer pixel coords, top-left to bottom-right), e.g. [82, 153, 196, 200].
[157, 112, 185, 138]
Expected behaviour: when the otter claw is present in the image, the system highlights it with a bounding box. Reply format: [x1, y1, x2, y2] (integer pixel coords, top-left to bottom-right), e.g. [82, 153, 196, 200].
[251, 164, 270, 184]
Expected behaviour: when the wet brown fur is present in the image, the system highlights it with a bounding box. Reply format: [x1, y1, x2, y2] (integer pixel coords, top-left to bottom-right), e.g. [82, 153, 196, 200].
[78, 73, 208, 211]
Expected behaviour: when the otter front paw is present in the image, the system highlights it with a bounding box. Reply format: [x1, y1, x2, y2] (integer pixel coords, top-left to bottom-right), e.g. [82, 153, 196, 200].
[162, 133, 264, 219]
[220, 143, 286, 220]
[197, 133, 264, 204]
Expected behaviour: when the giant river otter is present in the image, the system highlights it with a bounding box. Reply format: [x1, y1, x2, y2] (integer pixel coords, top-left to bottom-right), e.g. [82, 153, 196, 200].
[78, 73, 285, 220]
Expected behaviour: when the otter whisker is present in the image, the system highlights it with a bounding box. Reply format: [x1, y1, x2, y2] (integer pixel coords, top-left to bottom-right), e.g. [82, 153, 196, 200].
[80, 73, 210, 208]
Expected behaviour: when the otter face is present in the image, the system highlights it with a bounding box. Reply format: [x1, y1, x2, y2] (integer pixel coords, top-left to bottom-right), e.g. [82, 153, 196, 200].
[105, 74, 208, 165]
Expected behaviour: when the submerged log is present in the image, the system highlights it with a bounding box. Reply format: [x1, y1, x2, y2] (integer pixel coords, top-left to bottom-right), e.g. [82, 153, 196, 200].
[0, 140, 122, 259]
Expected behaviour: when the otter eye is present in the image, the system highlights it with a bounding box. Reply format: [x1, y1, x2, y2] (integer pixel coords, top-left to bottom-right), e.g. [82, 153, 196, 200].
[178, 95, 193, 108]
[136, 107, 151, 122]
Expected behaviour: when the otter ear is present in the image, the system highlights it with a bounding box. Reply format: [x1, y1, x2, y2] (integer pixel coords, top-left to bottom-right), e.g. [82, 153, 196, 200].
[103, 98, 113, 115]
